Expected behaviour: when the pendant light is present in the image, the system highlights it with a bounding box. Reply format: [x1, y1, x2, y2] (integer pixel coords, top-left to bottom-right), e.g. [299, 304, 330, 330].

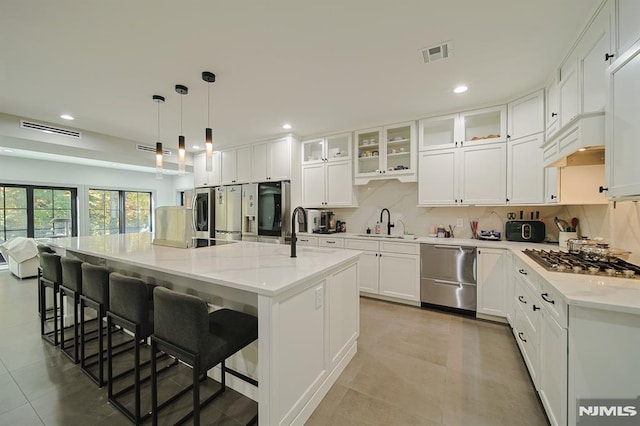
[153, 95, 165, 180]
[202, 71, 216, 172]
[175, 84, 188, 175]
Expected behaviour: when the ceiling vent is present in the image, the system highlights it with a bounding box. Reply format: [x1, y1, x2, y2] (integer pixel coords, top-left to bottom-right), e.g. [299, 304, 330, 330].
[136, 144, 172, 156]
[419, 41, 452, 64]
[20, 120, 81, 138]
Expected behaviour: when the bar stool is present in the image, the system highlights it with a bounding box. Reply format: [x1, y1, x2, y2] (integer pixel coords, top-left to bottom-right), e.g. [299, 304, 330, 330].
[59, 257, 83, 363]
[39, 252, 62, 346]
[80, 263, 132, 387]
[151, 287, 258, 426]
[107, 272, 177, 424]
[36, 244, 56, 318]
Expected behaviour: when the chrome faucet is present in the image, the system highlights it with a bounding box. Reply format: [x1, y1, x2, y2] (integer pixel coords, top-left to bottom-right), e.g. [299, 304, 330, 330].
[290, 206, 307, 258]
[380, 208, 394, 236]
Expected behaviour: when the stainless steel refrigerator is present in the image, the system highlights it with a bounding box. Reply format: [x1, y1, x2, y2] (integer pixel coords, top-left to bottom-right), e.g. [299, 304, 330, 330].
[215, 185, 242, 241]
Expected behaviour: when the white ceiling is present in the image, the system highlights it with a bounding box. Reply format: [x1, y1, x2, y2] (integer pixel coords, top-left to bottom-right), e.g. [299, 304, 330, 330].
[0, 0, 601, 158]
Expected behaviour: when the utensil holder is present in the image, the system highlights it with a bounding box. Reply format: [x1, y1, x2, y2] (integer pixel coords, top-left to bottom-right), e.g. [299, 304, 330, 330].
[559, 231, 578, 249]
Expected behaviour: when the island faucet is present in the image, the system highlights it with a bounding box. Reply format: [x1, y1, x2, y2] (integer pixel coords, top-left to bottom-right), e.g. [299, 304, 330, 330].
[290, 206, 307, 258]
[380, 208, 394, 236]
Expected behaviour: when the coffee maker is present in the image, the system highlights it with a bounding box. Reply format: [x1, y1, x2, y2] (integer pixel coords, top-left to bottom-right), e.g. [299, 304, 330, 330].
[317, 210, 335, 234]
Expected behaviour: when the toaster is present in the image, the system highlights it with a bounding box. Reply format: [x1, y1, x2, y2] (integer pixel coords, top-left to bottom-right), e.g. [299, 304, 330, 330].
[505, 221, 546, 243]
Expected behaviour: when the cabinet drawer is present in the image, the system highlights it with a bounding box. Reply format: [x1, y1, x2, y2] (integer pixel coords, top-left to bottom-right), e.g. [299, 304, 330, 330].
[513, 257, 540, 292]
[539, 281, 567, 328]
[345, 238, 379, 251]
[515, 275, 541, 332]
[515, 308, 539, 388]
[379, 241, 420, 255]
[319, 237, 345, 248]
[297, 236, 318, 247]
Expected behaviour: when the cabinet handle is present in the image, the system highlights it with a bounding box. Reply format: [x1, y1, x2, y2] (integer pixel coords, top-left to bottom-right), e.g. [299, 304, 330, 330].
[541, 293, 555, 304]
[599, 186, 608, 193]
[551, 112, 557, 118]
[460, 199, 463, 203]
[455, 141, 458, 147]
[300, 239, 309, 242]
[605, 53, 615, 61]
[532, 305, 540, 311]
[518, 295, 527, 304]
[506, 198, 510, 203]
[518, 332, 527, 343]
[326, 241, 335, 244]
[518, 269, 527, 275]
[507, 134, 511, 139]
[460, 141, 463, 147]
[550, 195, 557, 200]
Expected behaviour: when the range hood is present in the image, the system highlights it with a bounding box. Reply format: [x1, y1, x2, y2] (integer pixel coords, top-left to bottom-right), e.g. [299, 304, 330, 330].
[541, 112, 604, 168]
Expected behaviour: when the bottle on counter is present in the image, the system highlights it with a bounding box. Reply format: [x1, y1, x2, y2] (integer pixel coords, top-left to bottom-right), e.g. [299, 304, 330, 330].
[437, 225, 446, 238]
[375, 222, 381, 234]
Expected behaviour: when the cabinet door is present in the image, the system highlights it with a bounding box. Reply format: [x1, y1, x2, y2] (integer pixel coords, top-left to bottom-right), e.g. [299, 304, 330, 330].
[326, 161, 354, 207]
[560, 59, 578, 128]
[193, 153, 209, 187]
[459, 144, 506, 205]
[236, 146, 252, 183]
[220, 149, 237, 184]
[326, 133, 351, 162]
[544, 167, 559, 204]
[578, 1, 614, 114]
[301, 164, 326, 207]
[514, 307, 539, 389]
[379, 252, 419, 301]
[545, 76, 560, 139]
[460, 105, 507, 145]
[418, 114, 457, 150]
[418, 149, 458, 205]
[355, 128, 383, 177]
[209, 151, 222, 186]
[539, 312, 567, 426]
[618, 0, 640, 53]
[606, 41, 640, 198]
[252, 142, 268, 182]
[302, 138, 325, 164]
[507, 134, 544, 204]
[507, 91, 544, 140]
[477, 248, 506, 317]
[357, 251, 380, 294]
[383, 121, 416, 179]
[269, 138, 291, 180]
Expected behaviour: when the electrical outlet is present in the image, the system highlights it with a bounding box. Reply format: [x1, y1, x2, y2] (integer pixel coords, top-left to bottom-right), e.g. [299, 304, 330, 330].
[315, 287, 323, 309]
[456, 218, 464, 227]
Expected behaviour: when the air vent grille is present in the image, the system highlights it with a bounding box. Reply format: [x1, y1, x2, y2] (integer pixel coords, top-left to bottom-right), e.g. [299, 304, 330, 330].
[20, 120, 81, 138]
[136, 144, 172, 156]
[419, 41, 452, 64]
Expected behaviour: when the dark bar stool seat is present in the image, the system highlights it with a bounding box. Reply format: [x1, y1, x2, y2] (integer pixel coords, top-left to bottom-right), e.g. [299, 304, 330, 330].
[60, 257, 83, 363]
[107, 273, 177, 424]
[36, 244, 56, 318]
[151, 287, 259, 426]
[39, 252, 62, 346]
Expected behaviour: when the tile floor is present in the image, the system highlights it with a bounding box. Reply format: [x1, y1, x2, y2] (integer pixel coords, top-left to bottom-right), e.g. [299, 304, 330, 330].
[0, 271, 547, 425]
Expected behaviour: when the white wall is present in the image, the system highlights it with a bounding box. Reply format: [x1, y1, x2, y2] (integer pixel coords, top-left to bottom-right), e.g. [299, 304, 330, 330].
[0, 155, 191, 236]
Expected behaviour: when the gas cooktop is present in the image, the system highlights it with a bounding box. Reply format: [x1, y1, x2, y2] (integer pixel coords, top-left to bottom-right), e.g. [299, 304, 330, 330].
[522, 249, 640, 279]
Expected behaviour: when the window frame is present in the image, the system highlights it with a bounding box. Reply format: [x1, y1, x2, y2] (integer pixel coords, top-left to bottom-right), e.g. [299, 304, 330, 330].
[88, 188, 152, 235]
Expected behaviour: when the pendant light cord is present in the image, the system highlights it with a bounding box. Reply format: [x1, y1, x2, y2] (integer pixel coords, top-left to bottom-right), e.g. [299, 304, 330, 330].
[157, 100, 161, 141]
[180, 93, 183, 134]
[207, 84, 211, 127]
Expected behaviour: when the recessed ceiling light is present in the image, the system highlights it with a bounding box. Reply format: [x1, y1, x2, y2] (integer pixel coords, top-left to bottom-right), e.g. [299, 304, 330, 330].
[282, 123, 292, 130]
[453, 85, 468, 94]
[3, 149, 14, 153]
[60, 114, 74, 120]
[192, 145, 201, 150]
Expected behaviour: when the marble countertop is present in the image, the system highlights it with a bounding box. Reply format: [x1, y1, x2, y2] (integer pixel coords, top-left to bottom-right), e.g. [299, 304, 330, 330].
[302, 232, 640, 314]
[43, 234, 360, 297]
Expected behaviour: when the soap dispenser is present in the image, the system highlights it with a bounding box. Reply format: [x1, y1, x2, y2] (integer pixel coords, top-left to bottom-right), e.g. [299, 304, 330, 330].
[375, 222, 381, 234]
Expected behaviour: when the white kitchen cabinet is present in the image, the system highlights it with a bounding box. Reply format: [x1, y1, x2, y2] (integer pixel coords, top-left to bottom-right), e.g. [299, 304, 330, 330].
[617, 0, 640, 54]
[357, 252, 380, 294]
[193, 151, 221, 187]
[545, 75, 560, 140]
[476, 248, 507, 319]
[544, 167, 559, 204]
[301, 133, 351, 164]
[559, 58, 579, 129]
[220, 145, 251, 185]
[418, 143, 506, 206]
[538, 309, 567, 426]
[419, 105, 507, 151]
[577, 0, 615, 115]
[252, 137, 292, 182]
[507, 90, 544, 140]
[318, 236, 345, 248]
[301, 160, 355, 208]
[296, 235, 319, 247]
[506, 134, 544, 205]
[354, 121, 416, 184]
[604, 38, 640, 199]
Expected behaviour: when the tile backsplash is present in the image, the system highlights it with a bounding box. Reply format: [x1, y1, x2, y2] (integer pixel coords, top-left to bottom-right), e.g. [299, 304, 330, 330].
[327, 180, 640, 263]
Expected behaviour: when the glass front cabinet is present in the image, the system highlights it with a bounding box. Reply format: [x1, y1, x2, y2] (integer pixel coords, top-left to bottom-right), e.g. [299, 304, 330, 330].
[354, 121, 417, 184]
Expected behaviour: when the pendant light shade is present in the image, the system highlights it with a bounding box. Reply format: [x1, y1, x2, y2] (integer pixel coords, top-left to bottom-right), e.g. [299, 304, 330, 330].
[202, 71, 216, 172]
[153, 95, 165, 180]
[175, 84, 188, 175]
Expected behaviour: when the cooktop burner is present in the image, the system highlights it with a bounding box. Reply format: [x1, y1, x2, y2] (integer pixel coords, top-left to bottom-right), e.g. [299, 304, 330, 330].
[522, 249, 640, 279]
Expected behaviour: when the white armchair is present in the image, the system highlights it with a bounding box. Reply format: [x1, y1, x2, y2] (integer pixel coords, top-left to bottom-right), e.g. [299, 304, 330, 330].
[0, 237, 39, 279]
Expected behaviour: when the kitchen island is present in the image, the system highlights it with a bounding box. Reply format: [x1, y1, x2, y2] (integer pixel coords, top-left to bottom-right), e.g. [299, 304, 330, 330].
[47, 233, 361, 425]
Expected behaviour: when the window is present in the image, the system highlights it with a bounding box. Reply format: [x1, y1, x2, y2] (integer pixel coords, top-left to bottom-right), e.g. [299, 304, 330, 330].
[88, 189, 151, 236]
[0, 184, 77, 242]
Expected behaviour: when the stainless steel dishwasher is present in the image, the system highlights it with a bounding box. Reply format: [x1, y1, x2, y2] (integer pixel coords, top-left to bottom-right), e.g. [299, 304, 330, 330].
[420, 243, 477, 314]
